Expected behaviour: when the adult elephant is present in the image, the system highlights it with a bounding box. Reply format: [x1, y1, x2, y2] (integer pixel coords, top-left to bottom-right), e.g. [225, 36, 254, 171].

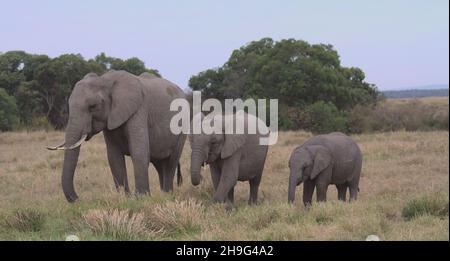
[47, 70, 186, 202]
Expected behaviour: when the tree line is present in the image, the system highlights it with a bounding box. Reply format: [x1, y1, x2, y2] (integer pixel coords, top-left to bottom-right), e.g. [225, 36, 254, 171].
[0, 51, 159, 131]
[189, 38, 382, 133]
[2, 38, 445, 134]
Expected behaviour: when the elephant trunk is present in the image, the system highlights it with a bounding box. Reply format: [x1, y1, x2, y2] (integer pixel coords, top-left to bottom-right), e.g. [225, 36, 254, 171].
[61, 121, 85, 202]
[190, 148, 204, 186]
[288, 169, 301, 203]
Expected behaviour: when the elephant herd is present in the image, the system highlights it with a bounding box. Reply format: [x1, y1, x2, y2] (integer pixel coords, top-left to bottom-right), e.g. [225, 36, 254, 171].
[47, 70, 363, 206]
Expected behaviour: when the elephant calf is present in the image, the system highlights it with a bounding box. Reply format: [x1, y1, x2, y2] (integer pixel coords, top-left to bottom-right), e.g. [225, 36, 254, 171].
[288, 132, 362, 206]
[189, 112, 269, 204]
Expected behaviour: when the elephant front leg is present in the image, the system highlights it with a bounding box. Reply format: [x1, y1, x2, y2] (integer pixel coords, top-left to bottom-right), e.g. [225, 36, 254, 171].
[210, 164, 221, 191]
[126, 124, 150, 195]
[212, 155, 240, 203]
[227, 187, 235, 203]
[316, 182, 328, 202]
[104, 131, 129, 194]
[303, 180, 315, 207]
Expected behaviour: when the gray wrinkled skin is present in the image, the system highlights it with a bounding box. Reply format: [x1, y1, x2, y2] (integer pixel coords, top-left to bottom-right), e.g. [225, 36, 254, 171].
[56, 70, 186, 202]
[189, 113, 269, 204]
[288, 132, 363, 206]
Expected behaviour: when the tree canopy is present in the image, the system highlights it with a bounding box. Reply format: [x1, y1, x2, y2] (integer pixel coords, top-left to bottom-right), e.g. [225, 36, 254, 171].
[189, 38, 381, 131]
[0, 51, 159, 130]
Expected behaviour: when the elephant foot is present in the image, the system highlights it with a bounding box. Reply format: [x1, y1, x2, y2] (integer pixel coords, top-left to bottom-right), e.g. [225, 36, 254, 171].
[225, 203, 235, 213]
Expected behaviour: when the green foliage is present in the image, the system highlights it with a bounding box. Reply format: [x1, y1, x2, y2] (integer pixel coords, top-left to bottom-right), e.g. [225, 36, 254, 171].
[0, 88, 19, 131]
[94, 53, 161, 77]
[189, 38, 381, 132]
[0, 51, 160, 130]
[3, 208, 46, 232]
[402, 194, 449, 221]
[304, 101, 348, 134]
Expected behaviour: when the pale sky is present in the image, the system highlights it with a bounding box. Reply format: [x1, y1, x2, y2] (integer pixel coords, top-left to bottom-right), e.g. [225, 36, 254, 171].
[1, 0, 448, 90]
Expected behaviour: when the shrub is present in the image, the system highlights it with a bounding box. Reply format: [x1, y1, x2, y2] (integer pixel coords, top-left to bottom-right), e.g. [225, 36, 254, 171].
[402, 194, 449, 221]
[25, 116, 54, 131]
[0, 88, 19, 131]
[347, 99, 449, 133]
[305, 101, 348, 134]
[3, 208, 45, 232]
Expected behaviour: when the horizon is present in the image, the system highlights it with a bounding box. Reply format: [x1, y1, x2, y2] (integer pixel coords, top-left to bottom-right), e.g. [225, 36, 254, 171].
[1, 0, 448, 91]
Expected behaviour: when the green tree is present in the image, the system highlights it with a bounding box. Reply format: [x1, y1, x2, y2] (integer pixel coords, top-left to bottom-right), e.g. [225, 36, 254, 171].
[0, 51, 161, 129]
[304, 101, 348, 134]
[0, 88, 19, 131]
[189, 38, 381, 130]
[94, 53, 160, 76]
[32, 54, 104, 128]
[0, 51, 29, 95]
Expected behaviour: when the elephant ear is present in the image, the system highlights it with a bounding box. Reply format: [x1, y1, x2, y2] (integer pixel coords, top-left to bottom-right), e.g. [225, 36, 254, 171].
[310, 146, 332, 180]
[221, 134, 246, 159]
[107, 72, 145, 130]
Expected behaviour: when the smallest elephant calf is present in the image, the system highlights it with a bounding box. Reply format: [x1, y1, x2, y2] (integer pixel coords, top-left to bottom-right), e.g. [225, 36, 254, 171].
[288, 132, 362, 206]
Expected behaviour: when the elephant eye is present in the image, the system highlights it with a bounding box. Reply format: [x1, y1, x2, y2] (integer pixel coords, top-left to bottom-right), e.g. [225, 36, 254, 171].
[88, 104, 98, 112]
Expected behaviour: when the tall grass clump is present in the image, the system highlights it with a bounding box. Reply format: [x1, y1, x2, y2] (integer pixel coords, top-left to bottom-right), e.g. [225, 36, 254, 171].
[3, 208, 45, 232]
[145, 199, 204, 236]
[402, 193, 449, 221]
[82, 209, 152, 240]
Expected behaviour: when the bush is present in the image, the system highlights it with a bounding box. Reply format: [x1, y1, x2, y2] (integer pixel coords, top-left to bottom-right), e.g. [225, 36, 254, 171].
[305, 101, 348, 134]
[347, 99, 449, 133]
[402, 194, 449, 221]
[22, 116, 54, 131]
[0, 88, 19, 131]
[3, 208, 45, 232]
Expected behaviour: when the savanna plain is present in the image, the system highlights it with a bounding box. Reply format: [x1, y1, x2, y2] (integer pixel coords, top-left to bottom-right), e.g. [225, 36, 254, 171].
[0, 98, 448, 241]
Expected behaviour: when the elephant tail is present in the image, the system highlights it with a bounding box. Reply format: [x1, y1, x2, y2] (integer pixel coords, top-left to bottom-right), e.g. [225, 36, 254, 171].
[177, 162, 183, 186]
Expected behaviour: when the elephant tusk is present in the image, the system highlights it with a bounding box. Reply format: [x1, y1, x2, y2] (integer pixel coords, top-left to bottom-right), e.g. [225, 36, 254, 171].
[46, 141, 66, 150]
[46, 134, 87, 150]
[67, 134, 88, 149]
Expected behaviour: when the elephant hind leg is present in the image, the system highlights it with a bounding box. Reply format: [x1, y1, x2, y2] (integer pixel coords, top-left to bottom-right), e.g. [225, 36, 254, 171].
[349, 185, 358, 201]
[248, 175, 262, 205]
[336, 184, 347, 202]
[163, 159, 177, 192]
[348, 161, 362, 202]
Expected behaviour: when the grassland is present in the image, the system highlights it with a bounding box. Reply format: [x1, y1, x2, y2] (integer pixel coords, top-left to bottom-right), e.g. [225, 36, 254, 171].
[386, 96, 449, 106]
[0, 128, 448, 241]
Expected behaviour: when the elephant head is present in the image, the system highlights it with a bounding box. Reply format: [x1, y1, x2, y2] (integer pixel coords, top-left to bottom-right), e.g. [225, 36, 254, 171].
[47, 70, 144, 202]
[189, 115, 246, 186]
[288, 145, 332, 203]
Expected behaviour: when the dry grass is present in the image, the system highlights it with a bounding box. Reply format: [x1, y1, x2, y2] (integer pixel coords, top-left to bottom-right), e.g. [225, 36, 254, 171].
[144, 199, 204, 236]
[82, 209, 151, 240]
[386, 96, 449, 106]
[0, 121, 448, 240]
